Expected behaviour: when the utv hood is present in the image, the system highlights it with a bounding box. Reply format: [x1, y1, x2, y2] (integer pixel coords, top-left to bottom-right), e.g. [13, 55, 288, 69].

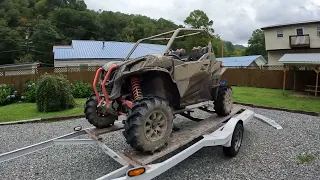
[101, 56, 147, 71]
[102, 61, 123, 71]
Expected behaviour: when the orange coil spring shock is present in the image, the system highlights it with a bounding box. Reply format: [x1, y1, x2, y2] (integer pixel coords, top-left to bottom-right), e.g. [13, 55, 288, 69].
[130, 76, 142, 101]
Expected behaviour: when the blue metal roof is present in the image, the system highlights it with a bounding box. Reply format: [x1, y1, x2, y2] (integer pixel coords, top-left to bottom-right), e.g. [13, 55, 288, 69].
[54, 40, 167, 60]
[216, 55, 265, 67]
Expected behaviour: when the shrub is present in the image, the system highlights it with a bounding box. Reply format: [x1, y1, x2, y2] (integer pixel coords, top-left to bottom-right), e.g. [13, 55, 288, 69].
[36, 74, 75, 112]
[21, 81, 37, 103]
[0, 84, 18, 106]
[71, 81, 92, 98]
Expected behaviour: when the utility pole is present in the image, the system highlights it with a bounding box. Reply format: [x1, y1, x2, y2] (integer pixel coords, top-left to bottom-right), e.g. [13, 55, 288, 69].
[25, 27, 30, 54]
[24, 27, 33, 55]
[221, 40, 224, 57]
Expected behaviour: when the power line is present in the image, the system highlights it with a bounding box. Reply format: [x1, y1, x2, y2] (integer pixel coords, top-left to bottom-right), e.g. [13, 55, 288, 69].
[0, 49, 25, 54]
[50, 18, 106, 38]
[30, 49, 53, 55]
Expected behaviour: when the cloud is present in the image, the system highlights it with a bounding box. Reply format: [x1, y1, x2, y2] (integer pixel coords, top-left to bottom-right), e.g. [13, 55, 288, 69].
[84, 0, 320, 46]
[252, 0, 320, 27]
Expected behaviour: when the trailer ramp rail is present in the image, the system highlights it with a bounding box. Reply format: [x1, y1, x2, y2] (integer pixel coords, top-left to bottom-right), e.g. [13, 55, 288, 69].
[0, 106, 282, 180]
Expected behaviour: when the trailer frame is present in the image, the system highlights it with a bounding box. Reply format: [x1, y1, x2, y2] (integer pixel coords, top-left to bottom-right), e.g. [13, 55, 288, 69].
[0, 104, 282, 180]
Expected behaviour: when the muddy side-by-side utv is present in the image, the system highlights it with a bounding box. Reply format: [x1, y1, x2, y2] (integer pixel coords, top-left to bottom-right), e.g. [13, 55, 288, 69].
[84, 28, 233, 154]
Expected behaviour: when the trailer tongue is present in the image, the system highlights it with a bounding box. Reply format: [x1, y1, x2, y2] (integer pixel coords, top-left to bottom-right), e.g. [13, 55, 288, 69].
[0, 104, 282, 180]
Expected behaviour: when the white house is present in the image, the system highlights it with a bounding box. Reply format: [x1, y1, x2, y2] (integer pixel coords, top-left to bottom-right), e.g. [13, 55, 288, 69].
[261, 20, 320, 65]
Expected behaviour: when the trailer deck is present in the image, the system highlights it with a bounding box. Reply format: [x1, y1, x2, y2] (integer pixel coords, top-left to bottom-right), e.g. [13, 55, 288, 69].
[119, 106, 243, 166]
[0, 104, 282, 180]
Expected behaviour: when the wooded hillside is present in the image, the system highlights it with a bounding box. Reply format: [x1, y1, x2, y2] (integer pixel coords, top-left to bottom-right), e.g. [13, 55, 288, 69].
[0, 0, 262, 65]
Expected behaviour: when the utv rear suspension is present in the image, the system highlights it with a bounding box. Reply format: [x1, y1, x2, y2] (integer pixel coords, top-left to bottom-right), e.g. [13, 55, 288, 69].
[130, 76, 142, 101]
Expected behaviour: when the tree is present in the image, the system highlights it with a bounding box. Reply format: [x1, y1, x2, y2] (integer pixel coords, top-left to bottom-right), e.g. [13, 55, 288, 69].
[180, 10, 216, 52]
[0, 25, 24, 64]
[233, 48, 246, 56]
[30, 19, 61, 63]
[244, 29, 267, 60]
[0, 2, 245, 65]
[211, 35, 231, 57]
[224, 41, 235, 54]
[15, 54, 34, 64]
[184, 10, 214, 34]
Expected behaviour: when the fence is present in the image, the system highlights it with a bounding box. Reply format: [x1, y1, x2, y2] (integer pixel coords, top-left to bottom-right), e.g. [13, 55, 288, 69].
[221, 66, 316, 91]
[0, 66, 101, 93]
[0, 65, 316, 93]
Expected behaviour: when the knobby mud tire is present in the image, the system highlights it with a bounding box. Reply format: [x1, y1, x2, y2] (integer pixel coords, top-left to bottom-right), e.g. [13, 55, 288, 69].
[123, 97, 174, 154]
[84, 94, 117, 129]
[214, 85, 233, 116]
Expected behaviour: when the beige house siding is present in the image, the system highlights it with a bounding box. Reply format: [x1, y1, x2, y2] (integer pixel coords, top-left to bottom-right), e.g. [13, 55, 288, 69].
[248, 61, 257, 67]
[54, 59, 123, 67]
[264, 23, 320, 51]
[267, 49, 320, 65]
[247, 59, 266, 68]
[267, 51, 283, 65]
[254, 56, 267, 66]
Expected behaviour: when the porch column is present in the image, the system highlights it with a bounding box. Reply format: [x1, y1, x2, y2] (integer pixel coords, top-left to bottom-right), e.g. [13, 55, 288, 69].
[316, 72, 319, 97]
[313, 67, 319, 97]
[293, 67, 297, 91]
[283, 66, 289, 92]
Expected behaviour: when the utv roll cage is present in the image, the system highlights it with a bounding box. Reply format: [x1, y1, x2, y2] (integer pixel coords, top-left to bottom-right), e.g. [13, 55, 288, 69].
[124, 28, 212, 61]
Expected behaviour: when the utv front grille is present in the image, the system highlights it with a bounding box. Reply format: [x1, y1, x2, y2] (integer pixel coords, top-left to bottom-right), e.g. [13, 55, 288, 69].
[106, 84, 113, 94]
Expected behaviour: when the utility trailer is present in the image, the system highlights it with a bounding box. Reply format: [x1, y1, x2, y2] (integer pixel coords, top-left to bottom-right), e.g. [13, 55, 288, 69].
[0, 103, 282, 180]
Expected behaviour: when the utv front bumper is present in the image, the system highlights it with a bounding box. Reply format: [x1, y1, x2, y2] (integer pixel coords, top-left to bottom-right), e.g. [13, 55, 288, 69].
[93, 65, 118, 105]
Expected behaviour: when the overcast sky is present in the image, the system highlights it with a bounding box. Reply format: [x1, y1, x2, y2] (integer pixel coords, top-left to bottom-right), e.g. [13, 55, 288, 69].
[84, 0, 320, 46]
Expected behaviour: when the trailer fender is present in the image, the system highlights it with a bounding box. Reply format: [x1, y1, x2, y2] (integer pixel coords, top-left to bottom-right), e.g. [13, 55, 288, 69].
[223, 109, 254, 147]
[203, 109, 254, 147]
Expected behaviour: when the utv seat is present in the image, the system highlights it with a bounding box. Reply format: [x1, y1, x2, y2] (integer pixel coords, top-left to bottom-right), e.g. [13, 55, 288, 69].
[187, 47, 201, 61]
[187, 46, 209, 61]
[167, 49, 186, 60]
[201, 46, 209, 54]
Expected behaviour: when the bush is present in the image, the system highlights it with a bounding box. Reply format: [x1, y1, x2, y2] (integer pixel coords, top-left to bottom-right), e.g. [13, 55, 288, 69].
[22, 81, 37, 103]
[71, 81, 92, 98]
[36, 74, 75, 112]
[0, 84, 18, 106]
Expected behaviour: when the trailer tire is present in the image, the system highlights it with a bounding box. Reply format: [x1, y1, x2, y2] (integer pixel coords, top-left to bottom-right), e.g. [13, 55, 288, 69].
[84, 94, 117, 129]
[223, 122, 244, 157]
[214, 85, 233, 116]
[123, 97, 173, 154]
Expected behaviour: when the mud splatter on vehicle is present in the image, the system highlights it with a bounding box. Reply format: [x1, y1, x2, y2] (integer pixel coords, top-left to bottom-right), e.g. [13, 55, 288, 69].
[84, 28, 233, 153]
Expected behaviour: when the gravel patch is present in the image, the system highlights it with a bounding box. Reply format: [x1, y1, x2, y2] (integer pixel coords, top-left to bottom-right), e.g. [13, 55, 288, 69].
[0, 106, 319, 180]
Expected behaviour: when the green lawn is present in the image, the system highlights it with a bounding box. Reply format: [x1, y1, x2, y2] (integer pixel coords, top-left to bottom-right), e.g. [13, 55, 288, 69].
[232, 86, 320, 113]
[1, 87, 319, 123]
[0, 98, 87, 123]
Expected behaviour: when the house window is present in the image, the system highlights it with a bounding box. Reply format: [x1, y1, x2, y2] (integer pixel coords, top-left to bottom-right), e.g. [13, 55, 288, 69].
[317, 27, 320, 35]
[296, 28, 303, 35]
[277, 30, 283, 37]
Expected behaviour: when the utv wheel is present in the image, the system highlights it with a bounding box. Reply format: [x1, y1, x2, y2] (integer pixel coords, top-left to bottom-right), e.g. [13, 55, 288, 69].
[223, 122, 244, 157]
[123, 97, 173, 153]
[214, 85, 233, 116]
[84, 94, 117, 129]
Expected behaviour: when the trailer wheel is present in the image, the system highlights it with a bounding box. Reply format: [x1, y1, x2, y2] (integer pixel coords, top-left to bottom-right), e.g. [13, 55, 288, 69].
[84, 94, 117, 129]
[223, 122, 244, 157]
[214, 85, 233, 116]
[123, 97, 173, 153]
